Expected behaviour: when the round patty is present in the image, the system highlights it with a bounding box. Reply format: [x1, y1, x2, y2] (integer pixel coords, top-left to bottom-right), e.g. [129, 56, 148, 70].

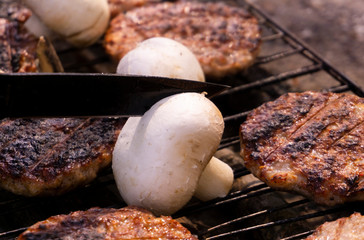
[0, 117, 125, 196]
[104, 1, 261, 79]
[17, 206, 198, 240]
[240, 91, 364, 206]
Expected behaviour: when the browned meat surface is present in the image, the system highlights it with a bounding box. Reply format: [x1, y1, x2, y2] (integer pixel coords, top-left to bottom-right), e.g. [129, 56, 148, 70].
[0, 117, 125, 196]
[0, 0, 38, 73]
[108, 0, 153, 18]
[240, 91, 364, 206]
[17, 206, 198, 240]
[104, 1, 261, 79]
[305, 212, 364, 240]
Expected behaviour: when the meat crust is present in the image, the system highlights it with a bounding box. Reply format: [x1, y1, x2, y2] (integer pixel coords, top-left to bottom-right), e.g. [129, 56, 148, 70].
[305, 212, 364, 240]
[17, 206, 198, 240]
[0, 1, 38, 73]
[107, 0, 153, 18]
[240, 91, 364, 206]
[0, 117, 125, 196]
[104, 1, 261, 79]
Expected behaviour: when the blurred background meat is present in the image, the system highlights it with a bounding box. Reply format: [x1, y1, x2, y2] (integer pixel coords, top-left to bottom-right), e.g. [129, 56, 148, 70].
[0, 0, 37, 73]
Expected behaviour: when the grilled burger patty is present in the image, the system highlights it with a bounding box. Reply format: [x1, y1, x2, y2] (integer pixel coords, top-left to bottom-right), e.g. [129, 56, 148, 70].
[0, 117, 125, 196]
[104, 1, 261, 79]
[240, 91, 364, 205]
[17, 206, 198, 240]
[0, 1, 38, 73]
[305, 212, 364, 240]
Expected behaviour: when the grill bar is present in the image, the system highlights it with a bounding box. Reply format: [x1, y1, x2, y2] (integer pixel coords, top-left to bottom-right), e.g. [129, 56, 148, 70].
[233, 168, 251, 178]
[260, 32, 284, 41]
[215, 63, 322, 98]
[280, 231, 314, 240]
[255, 46, 304, 64]
[173, 184, 272, 218]
[202, 199, 310, 237]
[0, 228, 26, 239]
[223, 110, 250, 122]
[218, 137, 240, 149]
[205, 206, 346, 240]
[246, 1, 364, 97]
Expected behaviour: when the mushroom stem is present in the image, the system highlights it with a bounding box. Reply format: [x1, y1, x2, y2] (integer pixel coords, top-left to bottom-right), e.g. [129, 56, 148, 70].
[194, 156, 234, 201]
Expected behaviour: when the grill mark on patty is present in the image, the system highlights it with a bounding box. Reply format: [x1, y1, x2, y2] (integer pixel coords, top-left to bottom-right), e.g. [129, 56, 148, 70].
[265, 93, 353, 162]
[328, 119, 364, 150]
[29, 118, 121, 180]
[0, 119, 86, 178]
[347, 174, 360, 196]
[267, 94, 363, 164]
[240, 91, 364, 205]
[28, 119, 91, 172]
[241, 92, 334, 167]
[328, 120, 364, 196]
[262, 93, 334, 163]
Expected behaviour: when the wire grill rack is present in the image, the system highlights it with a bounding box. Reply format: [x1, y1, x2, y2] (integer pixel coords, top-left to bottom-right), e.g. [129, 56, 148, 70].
[0, 0, 363, 239]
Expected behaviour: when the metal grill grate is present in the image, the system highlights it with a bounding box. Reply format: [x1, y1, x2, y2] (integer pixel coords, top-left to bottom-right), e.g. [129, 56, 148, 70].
[0, 0, 364, 239]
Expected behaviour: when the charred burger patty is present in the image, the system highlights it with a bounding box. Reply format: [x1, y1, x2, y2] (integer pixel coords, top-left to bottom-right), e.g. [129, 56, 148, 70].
[104, 1, 261, 79]
[17, 206, 198, 240]
[0, 117, 125, 196]
[240, 91, 364, 205]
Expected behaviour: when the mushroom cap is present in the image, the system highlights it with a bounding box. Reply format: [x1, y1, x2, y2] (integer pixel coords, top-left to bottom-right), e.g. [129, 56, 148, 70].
[117, 37, 205, 82]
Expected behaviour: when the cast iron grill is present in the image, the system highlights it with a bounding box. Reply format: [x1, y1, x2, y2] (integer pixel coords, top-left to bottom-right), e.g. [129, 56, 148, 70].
[0, 0, 363, 239]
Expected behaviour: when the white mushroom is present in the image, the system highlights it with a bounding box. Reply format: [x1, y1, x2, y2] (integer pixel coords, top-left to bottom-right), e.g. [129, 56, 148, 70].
[23, 0, 110, 47]
[116, 37, 205, 82]
[24, 13, 56, 40]
[112, 92, 224, 215]
[115, 37, 234, 205]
